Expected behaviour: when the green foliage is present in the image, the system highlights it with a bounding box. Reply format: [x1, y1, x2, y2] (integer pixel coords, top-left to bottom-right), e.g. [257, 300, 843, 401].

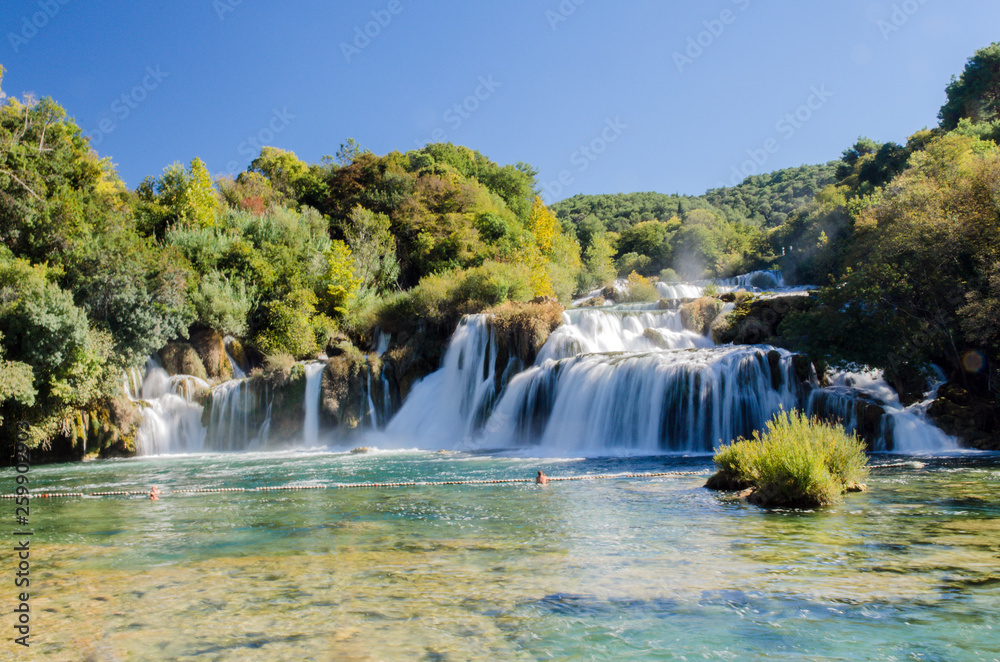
[939, 42, 1000, 130]
[253, 288, 322, 359]
[341, 205, 400, 294]
[782, 134, 1000, 377]
[580, 233, 617, 291]
[375, 260, 533, 333]
[616, 252, 652, 277]
[619, 272, 660, 303]
[153, 158, 219, 229]
[190, 271, 256, 337]
[617, 220, 671, 272]
[322, 240, 361, 317]
[710, 410, 869, 508]
[0, 332, 36, 425]
[705, 163, 838, 227]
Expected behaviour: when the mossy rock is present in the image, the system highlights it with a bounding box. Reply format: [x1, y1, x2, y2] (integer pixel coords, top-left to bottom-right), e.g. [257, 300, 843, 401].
[679, 297, 724, 335]
[712, 296, 816, 345]
[158, 342, 208, 381]
[928, 382, 1000, 450]
[190, 327, 232, 381]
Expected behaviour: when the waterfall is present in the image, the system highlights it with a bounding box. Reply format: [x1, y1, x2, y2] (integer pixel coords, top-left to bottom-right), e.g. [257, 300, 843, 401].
[385, 315, 503, 445]
[378, 270, 956, 455]
[809, 369, 957, 452]
[302, 362, 325, 445]
[656, 282, 707, 299]
[130, 356, 209, 455]
[483, 346, 802, 454]
[205, 379, 272, 451]
[538, 308, 711, 363]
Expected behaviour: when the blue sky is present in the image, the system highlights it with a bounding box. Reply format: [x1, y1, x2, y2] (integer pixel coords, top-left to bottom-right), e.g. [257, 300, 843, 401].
[2, 0, 998, 201]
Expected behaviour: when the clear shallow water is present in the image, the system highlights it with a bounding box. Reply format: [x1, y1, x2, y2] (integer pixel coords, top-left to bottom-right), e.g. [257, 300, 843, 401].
[7, 451, 1000, 661]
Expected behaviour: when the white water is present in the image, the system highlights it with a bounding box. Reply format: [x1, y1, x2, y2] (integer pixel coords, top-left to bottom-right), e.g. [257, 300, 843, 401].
[814, 368, 957, 452]
[538, 309, 712, 363]
[380, 270, 956, 455]
[129, 357, 209, 455]
[486, 346, 801, 454]
[129, 269, 956, 456]
[302, 362, 326, 445]
[385, 315, 506, 445]
[206, 379, 272, 452]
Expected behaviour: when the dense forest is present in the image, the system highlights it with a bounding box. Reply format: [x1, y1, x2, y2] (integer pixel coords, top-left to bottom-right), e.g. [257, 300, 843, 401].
[2, 42, 999, 454]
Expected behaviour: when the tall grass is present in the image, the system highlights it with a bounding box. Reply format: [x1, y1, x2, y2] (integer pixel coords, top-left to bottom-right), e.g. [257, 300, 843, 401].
[709, 410, 869, 508]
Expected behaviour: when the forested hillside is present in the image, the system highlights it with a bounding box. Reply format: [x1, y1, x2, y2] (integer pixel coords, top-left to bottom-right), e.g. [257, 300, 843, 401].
[1, 42, 999, 454]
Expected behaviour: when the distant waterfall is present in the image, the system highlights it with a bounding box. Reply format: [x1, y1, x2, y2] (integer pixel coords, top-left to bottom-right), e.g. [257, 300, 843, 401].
[130, 356, 209, 455]
[538, 308, 712, 363]
[302, 362, 325, 445]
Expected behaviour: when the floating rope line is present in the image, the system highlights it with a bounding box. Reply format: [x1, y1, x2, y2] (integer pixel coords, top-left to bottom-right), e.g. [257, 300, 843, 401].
[0, 471, 708, 499]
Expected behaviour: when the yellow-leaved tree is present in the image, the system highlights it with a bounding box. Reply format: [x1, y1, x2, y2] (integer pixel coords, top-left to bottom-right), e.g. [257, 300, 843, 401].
[323, 240, 361, 317]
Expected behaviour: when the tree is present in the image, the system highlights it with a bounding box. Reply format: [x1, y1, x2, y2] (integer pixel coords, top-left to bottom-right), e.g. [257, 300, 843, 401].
[939, 42, 1000, 130]
[322, 240, 361, 317]
[155, 158, 218, 228]
[783, 134, 1000, 385]
[342, 205, 400, 294]
[249, 146, 309, 200]
[581, 232, 617, 289]
[616, 220, 671, 272]
[527, 196, 558, 255]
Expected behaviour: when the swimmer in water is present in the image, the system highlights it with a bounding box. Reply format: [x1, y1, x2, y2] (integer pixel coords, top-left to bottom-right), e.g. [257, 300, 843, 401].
[150, 486, 161, 501]
[536, 471, 549, 485]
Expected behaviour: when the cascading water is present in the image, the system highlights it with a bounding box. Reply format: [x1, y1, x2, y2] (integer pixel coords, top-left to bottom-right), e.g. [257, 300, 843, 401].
[537, 308, 712, 362]
[128, 356, 208, 455]
[808, 369, 956, 452]
[379, 270, 957, 455]
[205, 379, 272, 452]
[385, 315, 506, 445]
[302, 362, 325, 445]
[487, 346, 802, 454]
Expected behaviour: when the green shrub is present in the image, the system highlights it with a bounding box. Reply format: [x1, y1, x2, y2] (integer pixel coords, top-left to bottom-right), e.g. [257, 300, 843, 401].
[455, 261, 532, 306]
[190, 271, 256, 337]
[253, 289, 321, 359]
[708, 410, 869, 508]
[659, 268, 681, 283]
[619, 272, 660, 303]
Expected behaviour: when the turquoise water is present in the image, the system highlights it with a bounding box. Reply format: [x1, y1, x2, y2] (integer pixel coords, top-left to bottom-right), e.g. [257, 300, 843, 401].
[6, 451, 1000, 661]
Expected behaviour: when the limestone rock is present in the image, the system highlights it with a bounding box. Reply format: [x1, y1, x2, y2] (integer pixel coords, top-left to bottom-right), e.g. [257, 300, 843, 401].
[158, 343, 208, 381]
